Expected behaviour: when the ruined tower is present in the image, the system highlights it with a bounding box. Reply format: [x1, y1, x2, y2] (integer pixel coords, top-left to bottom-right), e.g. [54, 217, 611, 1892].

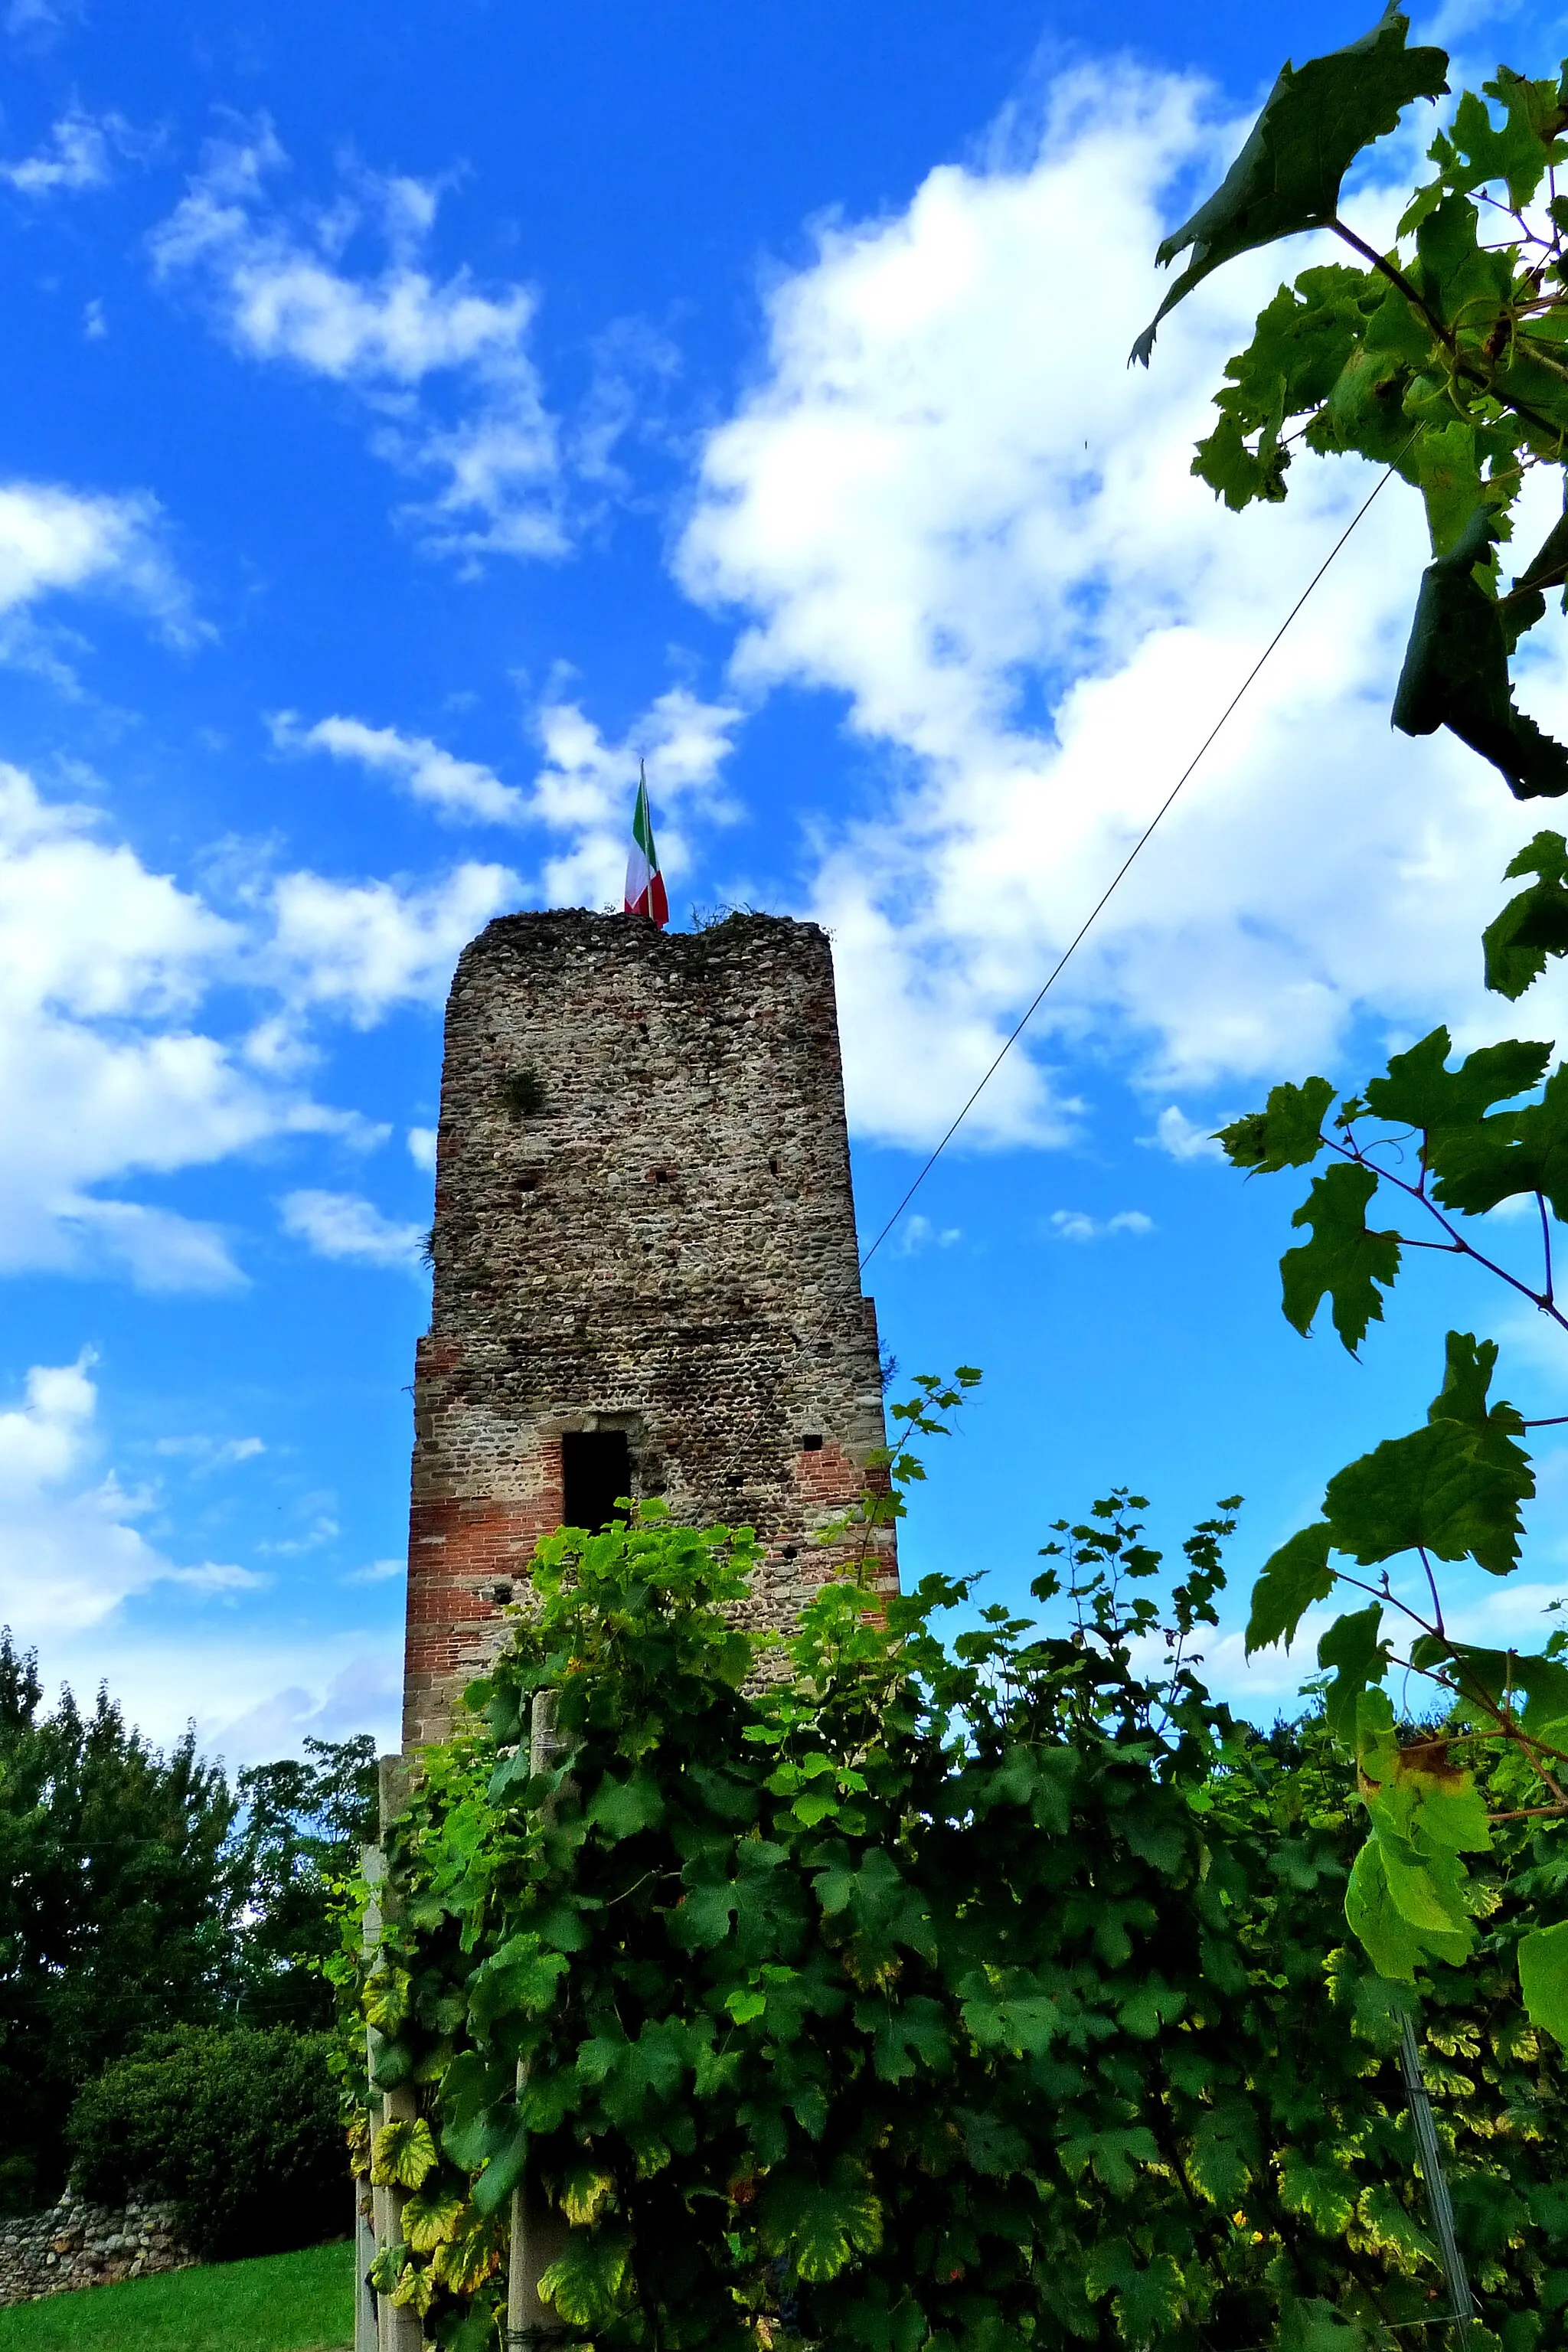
[401, 910, 894, 1749]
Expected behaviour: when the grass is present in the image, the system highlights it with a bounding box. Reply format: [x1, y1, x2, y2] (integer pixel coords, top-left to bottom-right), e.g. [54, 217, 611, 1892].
[0, 2239, 353, 2350]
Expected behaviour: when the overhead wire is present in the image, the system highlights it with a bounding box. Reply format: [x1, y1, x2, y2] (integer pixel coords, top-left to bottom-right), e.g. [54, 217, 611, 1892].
[858, 457, 1408, 1271]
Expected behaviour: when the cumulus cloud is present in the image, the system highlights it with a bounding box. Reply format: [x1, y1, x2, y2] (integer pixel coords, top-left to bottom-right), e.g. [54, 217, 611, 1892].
[678, 57, 1562, 1150]
[268, 860, 518, 1024]
[272, 710, 526, 825]
[0, 479, 192, 643]
[1049, 1208, 1154, 1242]
[0, 107, 132, 196]
[149, 123, 564, 558]
[0, 762, 500, 1285]
[279, 1187, 425, 1269]
[896, 1214, 962, 1256]
[0, 1354, 263, 1641]
[1145, 1106, 1226, 1163]
[531, 686, 743, 907]
[407, 1125, 437, 1171]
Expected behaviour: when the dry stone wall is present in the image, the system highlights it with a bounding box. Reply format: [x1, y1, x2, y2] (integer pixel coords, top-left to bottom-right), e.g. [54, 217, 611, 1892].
[404, 910, 894, 1747]
[0, 2191, 191, 2305]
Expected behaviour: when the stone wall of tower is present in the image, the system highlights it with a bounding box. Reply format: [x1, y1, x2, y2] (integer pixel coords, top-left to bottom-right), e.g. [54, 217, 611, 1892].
[402, 910, 893, 1749]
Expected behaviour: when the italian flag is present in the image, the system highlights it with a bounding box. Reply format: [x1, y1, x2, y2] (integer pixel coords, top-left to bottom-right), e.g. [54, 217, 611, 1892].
[624, 764, 669, 926]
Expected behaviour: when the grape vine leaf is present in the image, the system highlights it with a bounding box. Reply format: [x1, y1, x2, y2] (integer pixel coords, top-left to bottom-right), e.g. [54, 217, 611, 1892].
[1245, 1521, 1334, 1655]
[1361, 1024, 1550, 1130]
[1319, 1331, 1532, 1574]
[1483, 830, 1568, 998]
[1391, 504, 1568, 798]
[1280, 1162, 1401, 1348]
[1518, 1919, 1568, 2045]
[1130, 5, 1448, 365]
[1318, 1606, 1393, 1746]
[1217, 1075, 1334, 1172]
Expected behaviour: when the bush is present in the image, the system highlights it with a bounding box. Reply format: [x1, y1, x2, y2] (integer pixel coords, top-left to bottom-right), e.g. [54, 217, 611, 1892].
[66, 2025, 348, 2263]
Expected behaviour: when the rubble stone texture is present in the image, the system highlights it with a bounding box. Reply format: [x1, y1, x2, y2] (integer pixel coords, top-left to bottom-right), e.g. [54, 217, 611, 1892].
[403, 911, 893, 1748]
[0, 2193, 190, 2305]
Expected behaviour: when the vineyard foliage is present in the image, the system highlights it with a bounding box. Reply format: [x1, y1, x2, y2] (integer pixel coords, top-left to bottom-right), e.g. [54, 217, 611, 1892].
[1135, 5, 1568, 2037]
[345, 1420, 1568, 2352]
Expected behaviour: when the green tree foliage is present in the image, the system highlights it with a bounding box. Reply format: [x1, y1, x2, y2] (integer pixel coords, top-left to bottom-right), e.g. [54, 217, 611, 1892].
[0, 1635, 239, 2210]
[1135, 9, 1568, 2040]
[66, 2024, 348, 2263]
[232, 1736, 379, 2029]
[344, 1472, 1568, 2351]
[0, 1628, 376, 2209]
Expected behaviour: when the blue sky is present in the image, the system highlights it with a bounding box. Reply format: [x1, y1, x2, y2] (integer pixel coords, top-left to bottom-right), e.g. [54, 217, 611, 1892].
[3, 0, 1567, 1764]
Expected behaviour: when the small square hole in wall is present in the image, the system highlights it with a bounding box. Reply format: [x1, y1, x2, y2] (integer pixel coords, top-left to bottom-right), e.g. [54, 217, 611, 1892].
[491, 1582, 514, 1605]
[801, 1434, 824, 1452]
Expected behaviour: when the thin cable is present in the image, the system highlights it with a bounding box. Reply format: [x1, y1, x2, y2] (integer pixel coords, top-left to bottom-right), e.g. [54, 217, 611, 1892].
[858, 460, 1404, 1271]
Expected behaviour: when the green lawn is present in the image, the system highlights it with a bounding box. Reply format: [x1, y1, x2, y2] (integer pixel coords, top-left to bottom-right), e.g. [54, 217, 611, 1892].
[0, 2240, 353, 2350]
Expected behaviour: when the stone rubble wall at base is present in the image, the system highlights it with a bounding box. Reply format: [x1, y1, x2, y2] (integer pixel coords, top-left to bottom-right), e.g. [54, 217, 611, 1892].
[0, 2191, 192, 2305]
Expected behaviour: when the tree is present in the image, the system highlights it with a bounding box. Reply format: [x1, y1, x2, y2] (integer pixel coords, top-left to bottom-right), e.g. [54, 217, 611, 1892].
[0, 1635, 240, 2209]
[232, 1735, 379, 2030]
[1135, 8, 1568, 2037]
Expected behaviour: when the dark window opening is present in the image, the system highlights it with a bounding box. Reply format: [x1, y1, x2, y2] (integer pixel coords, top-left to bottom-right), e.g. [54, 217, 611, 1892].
[801, 1433, 824, 1452]
[562, 1431, 632, 1534]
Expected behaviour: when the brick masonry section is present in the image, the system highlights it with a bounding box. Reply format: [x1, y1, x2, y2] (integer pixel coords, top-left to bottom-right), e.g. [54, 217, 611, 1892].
[0, 2193, 191, 2306]
[403, 910, 894, 1748]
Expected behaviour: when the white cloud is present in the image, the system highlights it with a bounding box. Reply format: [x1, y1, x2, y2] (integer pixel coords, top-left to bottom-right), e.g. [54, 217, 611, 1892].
[0, 480, 191, 641]
[0, 762, 492, 1285]
[149, 124, 564, 559]
[1145, 1106, 1226, 1163]
[153, 1432, 266, 1470]
[1049, 1208, 1153, 1242]
[279, 1187, 426, 1269]
[531, 685, 743, 907]
[0, 108, 129, 197]
[268, 860, 518, 1024]
[272, 710, 526, 825]
[678, 57, 1560, 1150]
[407, 1125, 438, 1171]
[0, 1354, 262, 1641]
[344, 1557, 405, 1586]
[896, 1213, 962, 1256]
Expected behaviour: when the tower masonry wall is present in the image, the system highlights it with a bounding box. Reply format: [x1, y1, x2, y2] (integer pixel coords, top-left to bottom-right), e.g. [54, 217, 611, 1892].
[403, 910, 893, 1749]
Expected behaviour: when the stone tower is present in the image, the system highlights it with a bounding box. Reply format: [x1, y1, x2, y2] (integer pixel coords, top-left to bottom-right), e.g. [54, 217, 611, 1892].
[401, 910, 894, 1749]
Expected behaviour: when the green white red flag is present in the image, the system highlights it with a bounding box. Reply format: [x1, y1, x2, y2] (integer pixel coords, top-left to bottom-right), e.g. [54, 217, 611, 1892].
[624, 763, 669, 926]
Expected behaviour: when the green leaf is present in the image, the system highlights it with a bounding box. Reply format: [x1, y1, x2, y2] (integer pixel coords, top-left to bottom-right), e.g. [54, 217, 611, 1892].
[587, 1772, 665, 1842]
[1318, 1606, 1393, 1746]
[1280, 1162, 1401, 1349]
[761, 2158, 884, 2282]
[1246, 1521, 1335, 1655]
[1132, 6, 1448, 364]
[1344, 1834, 1472, 1980]
[466, 1934, 568, 2030]
[371, 2115, 438, 2190]
[1361, 1024, 1550, 1130]
[470, 2122, 530, 2216]
[1217, 1076, 1334, 1171]
[537, 2226, 634, 2324]
[403, 2187, 466, 2253]
[1433, 1062, 1568, 1220]
[1321, 1334, 1532, 1574]
[1277, 2147, 1357, 2235]
[1483, 831, 1568, 998]
[1518, 1919, 1568, 2045]
[1084, 2239, 1186, 2347]
[1393, 503, 1568, 800]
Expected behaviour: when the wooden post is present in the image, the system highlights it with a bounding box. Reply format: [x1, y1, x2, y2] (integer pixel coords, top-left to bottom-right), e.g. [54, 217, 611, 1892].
[354, 1834, 381, 2352]
[365, 1757, 423, 2352]
[508, 1694, 571, 2352]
